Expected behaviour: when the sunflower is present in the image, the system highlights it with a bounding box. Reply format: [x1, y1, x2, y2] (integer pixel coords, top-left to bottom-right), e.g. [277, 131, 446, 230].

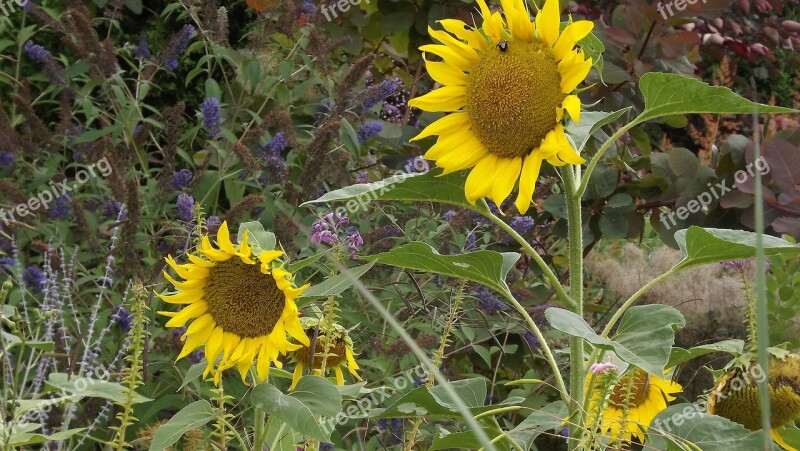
[408, 0, 594, 213]
[587, 367, 682, 442]
[288, 317, 361, 390]
[708, 354, 800, 450]
[158, 221, 310, 384]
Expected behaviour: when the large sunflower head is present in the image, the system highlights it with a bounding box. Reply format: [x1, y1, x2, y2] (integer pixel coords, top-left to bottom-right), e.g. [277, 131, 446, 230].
[707, 353, 800, 448]
[158, 221, 310, 384]
[408, 0, 594, 213]
[587, 367, 682, 442]
[288, 317, 362, 390]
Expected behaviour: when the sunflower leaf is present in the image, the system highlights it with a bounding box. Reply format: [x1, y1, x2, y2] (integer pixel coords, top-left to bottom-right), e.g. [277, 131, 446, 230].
[647, 404, 769, 450]
[301, 170, 488, 213]
[149, 400, 214, 451]
[364, 242, 518, 297]
[296, 261, 376, 305]
[633, 73, 797, 126]
[672, 226, 800, 271]
[545, 305, 685, 375]
[238, 221, 276, 254]
[251, 377, 342, 442]
[567, 108, 631, 154]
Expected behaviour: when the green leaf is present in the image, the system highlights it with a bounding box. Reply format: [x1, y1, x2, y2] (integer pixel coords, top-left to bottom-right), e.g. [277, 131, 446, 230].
[297, 262, 375, 305]
[46, 373, 152, 405]
[369, 379, 518, 420]
[251, 376, 343, 442]
[507, 401, 568, 449]
[179, 362, 207, 390]
[263, 420, 303, 451]
[302, 170, 487, 213]
[287, 253, 325, 273]
[366, 242, 518, 296]
[4, 425, 84, 447]
[567, 108, 631, 153]
[546, 305, 685, 375]
[123, 0, 142, 14]
[149, 400, 215, 451]
[647, 404, 768, 450]
[673, 227, 800, 271]
[634, 73, 796, 126]
[667, 339, 744, 368]
[237, 221, 276, 254]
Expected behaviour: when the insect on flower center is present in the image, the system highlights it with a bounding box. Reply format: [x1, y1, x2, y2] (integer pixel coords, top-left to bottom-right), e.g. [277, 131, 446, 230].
[610, 369, 650, 408]
[465, 40, 566, 159]
[203, 257, 285, 338]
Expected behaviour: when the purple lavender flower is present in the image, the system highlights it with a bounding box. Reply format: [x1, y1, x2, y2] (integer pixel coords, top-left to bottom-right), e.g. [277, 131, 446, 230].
[465, 232, 477, 250]
[49, 196, 71, 219]
[23, 265, 45, 293]
[721, 260, 751, 271]
[522, 331, 539, 347]
[360, 77, 402, 112]
[357, 121, 383, 144]
[510, 216, 535, 235]
[474, 286, 505, 315]
[23, 40, 65, 85]
[259, 132, 289, 157]
[111, 305, 132, 332]
[23, 40, 50, 64]
[344, 227, 364, 259]
[190, 349, 204, 364]
[589, 362, 618, 374]
[442, 210, 457, 221]
[200, 98, 222, 138]
[301, 1, 317, 15]
[404, 156, 429, 173]
[133, 35, 150, 61]
[176, 193, 194, 222]
[206, 216, 221, 235]
[354, 172, 370, 184]
[172, 168, 193, 189]
[0, 151, 14, 167]
[0, 257, 14, 275]
[162, 24, 195, 71]
[560, 426, 569, 439]
[103, 200, 125, 220]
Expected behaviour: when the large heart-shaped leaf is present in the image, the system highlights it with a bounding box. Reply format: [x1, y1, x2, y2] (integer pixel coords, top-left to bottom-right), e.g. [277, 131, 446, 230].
[672, 227, 800, 271]
[251, 376, 342, 442]
[567, 108, 631, 153]
[546, 305, 685, 375]
[633, 73, 796, 125]
[366, 242, 518, 296]
[150, 400, 215, 451]
[647, 404, 769, 450]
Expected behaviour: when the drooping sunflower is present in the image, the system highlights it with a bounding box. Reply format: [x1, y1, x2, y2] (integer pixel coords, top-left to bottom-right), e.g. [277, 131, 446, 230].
[708, 353, 800, 451]
[288, 317, 361, 390]
[408, 0, 594, 213]
[587, 367, 683, 442]
[158, 221, 310, 384]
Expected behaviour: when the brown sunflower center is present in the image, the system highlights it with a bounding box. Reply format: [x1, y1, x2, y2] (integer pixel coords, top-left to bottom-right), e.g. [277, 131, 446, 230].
[294, 331, 346, 369]
[610, 369, 650, 408]
[203, 257, 285, 338]
[465, 40, 565, 158]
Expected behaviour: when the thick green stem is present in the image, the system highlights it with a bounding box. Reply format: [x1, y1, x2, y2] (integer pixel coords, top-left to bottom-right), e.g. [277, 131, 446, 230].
[562, 168, 585, 451]
[576, 123, 637, 198]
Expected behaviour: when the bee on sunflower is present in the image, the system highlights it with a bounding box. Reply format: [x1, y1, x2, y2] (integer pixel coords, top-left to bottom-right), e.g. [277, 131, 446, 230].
[707, 352, 800, 451]
[586, 366, 683, 443]
[158, 221, 310, 384]
[288, 316, 361, 390]
[408, 0, 594, 213]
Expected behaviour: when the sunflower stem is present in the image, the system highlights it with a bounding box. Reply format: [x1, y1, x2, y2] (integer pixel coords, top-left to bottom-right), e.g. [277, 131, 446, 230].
[562, 167, 585, 451]
[576, 123, 636, 199]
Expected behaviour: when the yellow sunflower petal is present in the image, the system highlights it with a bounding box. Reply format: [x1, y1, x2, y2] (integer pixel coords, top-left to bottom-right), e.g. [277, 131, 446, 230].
[419, 44, 475, 72]
[335, 366, 345, 386]
[464, 154, 499, 204]
[536, 0, 561, 47]
[435, 136, 489, 174]
[178, 323, 214, 360]
[425, 125, 478, 161]
[407, 85, 466, 112]
[216, 221, 238, 255]
[428, 27, 479, 63]
[411, 112, 470, 142]
[186, 253, 215, 268]
[562, 94, 581, 124]
[772, 429, 798, 451]
[290, 362, 304, 390]
[200, 236, 232, 262]
[157, 289, 204, 304]
[515, 153, 543, 214]
[424, 59, 469, 86]
[553, 20, 594, 61]
[256, 339, 272, 382]
[491, 156, 522, 206]
[560, 52, 593, 93]
[500, 0, 535, 42]
[284, 317, 310, 347]
[165, 301, 208, 328]
[438, 19, 488, 49]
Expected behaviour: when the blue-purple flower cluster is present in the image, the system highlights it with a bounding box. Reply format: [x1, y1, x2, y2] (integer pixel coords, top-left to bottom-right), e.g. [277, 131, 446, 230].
[0, 151, 14, 167]
[49, 196, 71, 219]
[357, 121, 383, 144]
[360, 77, 402, 112]
[162, 24, 195, 71]
[404, 156, 429, 174]
[311, 213, 364, 259]
[176, 193, 195, 222]
[200, 98, 222, 138]
[173, 168, 193, 190]
[473, 286, 506, 315]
